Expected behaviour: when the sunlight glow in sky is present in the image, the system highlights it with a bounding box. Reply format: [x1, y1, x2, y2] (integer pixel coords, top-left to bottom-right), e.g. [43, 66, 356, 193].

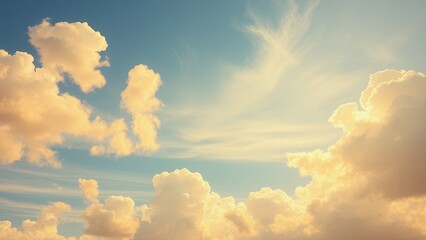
[1, 0, 426, 239]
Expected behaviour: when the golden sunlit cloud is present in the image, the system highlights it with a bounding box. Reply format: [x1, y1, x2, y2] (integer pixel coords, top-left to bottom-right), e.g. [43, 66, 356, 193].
[0, 20, 163, 167]
[90, 64, 163, 156]
[29, 19, 109, 93]
[163, 0, 354, 162]
[1, 1, 426, 239]
[0, 49, 108, 167]
[121, 65, 163, 152]
[0, 202, 79, 240]
[135, 168, 244, 240]
[2, 69, 425, 239]
[79, 178, 140, 240]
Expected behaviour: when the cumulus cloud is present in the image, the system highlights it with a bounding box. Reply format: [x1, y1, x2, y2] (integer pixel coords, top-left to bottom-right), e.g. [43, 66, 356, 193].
[1, 170, 248, 240]
[0, 20, 163, 166]
[0, 201, 93, 240]
[0, 49, 108, 167]
[29, 19, 109, 93]
[4, 145, 426, 240]
[330, 70, 426, 198]
[79, 178, 140, 240]
[121, 64, 162, 152]
[135, 168, 246, 240]
[0, 125, 24, 164]
[3, 68, 426, 238]
[110, 70, 426, 239]
[92, 64, 163, 155]
[78, 179, 99, 203]
[282, 69, 426, 239]
[90, 118, 134, 157]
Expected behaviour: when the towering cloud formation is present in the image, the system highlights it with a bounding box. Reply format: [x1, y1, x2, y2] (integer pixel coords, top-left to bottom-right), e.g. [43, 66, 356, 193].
[135, 168, 244, 240]
[121, 65, 163, 152]
[91, 64, 163, 156]
[0, 20, 163, 166]
[329, 70, 426, 198]
[284, 69, 426, 239]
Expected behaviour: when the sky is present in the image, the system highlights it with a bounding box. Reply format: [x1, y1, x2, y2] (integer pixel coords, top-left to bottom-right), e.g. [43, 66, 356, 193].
[1, 0, 426, 239]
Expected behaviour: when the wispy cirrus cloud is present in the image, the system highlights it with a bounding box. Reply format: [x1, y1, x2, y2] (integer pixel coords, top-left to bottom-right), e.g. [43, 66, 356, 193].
[160, 0, 366, 162]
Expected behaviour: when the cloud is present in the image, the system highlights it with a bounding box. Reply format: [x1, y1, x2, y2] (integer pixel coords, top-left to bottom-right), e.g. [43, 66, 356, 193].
[91, 64, 163, 156]
[28, 19, 109, 93]
[90, 118, 134, 157]
[84, 70, 426, 240]
[121, 64, 162, 152]
[79, 178, 140, 240]
[0, 125, 24, 164]
[135, 168, 246, 240]
[161, 0, 360, 162]
[3, 150, 426, 240]
[281, 69, 426, 239]
[79, 179, 99, 203]
[3, 66, 426, 238]
[246, 187, 304, 230]
[0, 201, 83, 240]
[0, 49, 108, 167]
[329, 70, 426, 198]
[0, 20, 163, 166]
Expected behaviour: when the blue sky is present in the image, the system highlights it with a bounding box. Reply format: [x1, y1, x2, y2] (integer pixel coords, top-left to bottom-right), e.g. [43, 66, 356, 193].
[1, 0, 426, 239]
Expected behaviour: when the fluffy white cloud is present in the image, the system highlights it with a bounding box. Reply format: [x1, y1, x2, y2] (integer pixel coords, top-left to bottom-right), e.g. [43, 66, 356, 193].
[78, 179, 99, 203]
[79, 178, 140, 240]
[0, 20, 163, 166]
[28, 19, 109, 93]
[135, 168, 244, 240]
[121, 64, 162, 152]
[90, 118, 134, 157]
[92, 64, 163, 156]
[3, 69, 426, 238]
[0, 202, 91, 240]
[132, 70, 426, 240]
[4, 158, 426, 240]
[282, 69, 426, 239]
[326, 70, 426, 198]
[0, 49, 108, 167]
[0, 125, 24, 164]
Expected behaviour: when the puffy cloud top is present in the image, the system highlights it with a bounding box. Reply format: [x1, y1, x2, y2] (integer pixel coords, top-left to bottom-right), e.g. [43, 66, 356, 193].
[0, 49, 108, 167]
[29, 19, 109, 93]
[0, 20, 163, 166]
[330, 70, 426, 198]
[0, 202, 73, 240]
[121, 64, 163, 152]
[79, 178, 140, 240]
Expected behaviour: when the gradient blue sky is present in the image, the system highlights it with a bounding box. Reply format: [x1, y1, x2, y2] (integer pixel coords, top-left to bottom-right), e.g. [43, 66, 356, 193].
[1, 0, 426, 238]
